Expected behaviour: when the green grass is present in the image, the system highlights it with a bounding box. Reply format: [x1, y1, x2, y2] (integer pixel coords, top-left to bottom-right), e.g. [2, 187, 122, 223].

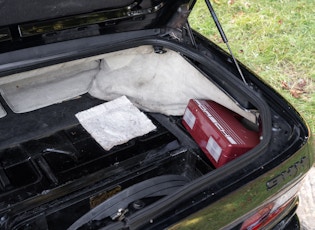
[189, 0, 315, 134]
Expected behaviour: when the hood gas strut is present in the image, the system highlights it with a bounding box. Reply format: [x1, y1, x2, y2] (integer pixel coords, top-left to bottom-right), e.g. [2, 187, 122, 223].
[205, 0, 248, 85]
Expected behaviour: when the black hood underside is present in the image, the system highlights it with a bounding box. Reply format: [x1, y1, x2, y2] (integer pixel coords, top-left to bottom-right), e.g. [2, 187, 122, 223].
[0, 0, 194, 52]
[0, 0, 192, 39]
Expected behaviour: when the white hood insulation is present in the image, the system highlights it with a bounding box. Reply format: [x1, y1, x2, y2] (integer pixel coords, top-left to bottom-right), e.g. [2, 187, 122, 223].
[0, 46, 256, 122]
[0, 104, 6, 118]
[89, 46, 255, 122]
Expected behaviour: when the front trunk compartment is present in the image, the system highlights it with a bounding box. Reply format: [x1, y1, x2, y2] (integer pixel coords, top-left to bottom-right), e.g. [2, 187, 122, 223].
[0, 95, 213, 229]
[1, 110, 211, 229]
[0, 38, 277, 229]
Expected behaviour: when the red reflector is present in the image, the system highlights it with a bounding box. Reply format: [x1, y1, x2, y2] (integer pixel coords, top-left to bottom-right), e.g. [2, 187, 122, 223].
[241, 198, 294, 230]
[241, 203, 274, 230]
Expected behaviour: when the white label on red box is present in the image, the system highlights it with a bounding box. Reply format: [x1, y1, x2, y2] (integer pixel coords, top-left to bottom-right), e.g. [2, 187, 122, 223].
[194, 100, 238, 145]
[183, 108, 196, 130]
[206, 136, 222, 162]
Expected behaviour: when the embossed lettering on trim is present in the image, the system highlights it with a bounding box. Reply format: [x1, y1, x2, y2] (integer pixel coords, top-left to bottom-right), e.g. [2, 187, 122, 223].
[266, 156, 308, 190]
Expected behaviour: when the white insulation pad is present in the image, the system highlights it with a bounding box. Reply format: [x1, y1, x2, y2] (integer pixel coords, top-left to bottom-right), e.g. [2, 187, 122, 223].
[0, 103, 6, 118]
[75, 96, 156, 151]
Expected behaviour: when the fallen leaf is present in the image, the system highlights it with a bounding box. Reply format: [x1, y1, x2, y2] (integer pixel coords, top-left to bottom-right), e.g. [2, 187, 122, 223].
[228, 0, 235, 5]
[244, 1, 251, 8]
[237, 11, 244, 17]
[281, 81, 290, 90]
[297, 78, 307, 88]
[290, 89, 303, 98]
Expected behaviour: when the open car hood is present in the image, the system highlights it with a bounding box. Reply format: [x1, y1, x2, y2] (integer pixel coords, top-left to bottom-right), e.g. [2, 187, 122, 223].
[0, 0, 313, 229]
[0, 0, 192, 42]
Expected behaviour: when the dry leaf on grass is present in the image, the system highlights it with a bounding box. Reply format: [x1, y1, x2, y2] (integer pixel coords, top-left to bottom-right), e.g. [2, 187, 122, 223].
[281, 81, 290, 90]
[290, 89, 304, 98]
[281, 78, 311, 99]
[228, 0, 235, 5]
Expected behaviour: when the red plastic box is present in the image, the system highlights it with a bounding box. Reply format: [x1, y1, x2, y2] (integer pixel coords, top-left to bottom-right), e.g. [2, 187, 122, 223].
[182, 99, 260, 168]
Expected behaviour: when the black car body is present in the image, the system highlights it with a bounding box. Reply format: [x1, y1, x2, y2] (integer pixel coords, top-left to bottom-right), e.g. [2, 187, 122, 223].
[0, 0, 313, 229]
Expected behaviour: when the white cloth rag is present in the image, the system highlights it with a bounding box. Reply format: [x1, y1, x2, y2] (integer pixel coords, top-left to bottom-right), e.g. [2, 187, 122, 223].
[75, 96, 156, 151]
